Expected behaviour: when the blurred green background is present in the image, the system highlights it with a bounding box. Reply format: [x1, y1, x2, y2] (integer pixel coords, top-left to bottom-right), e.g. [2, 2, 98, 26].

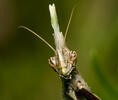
[0, 0, 118, 100]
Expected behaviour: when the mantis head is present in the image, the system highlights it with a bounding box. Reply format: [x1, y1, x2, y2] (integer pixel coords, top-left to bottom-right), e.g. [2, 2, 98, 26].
[48, 4, 76, 78]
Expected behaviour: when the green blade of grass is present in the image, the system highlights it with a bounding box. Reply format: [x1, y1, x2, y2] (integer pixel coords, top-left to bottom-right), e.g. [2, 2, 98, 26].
[90, 50, 118, 100]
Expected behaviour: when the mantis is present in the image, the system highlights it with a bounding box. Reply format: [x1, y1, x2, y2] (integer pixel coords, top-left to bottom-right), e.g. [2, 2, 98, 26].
[19, 3, 100, 100]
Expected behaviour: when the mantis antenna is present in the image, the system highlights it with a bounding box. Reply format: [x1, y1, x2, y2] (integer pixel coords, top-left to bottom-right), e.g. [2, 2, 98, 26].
[18, 26, 56, 53]
[64, 6, 75, 41]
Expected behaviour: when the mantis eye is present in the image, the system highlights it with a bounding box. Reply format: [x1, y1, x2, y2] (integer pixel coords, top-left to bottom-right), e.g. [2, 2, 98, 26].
[67, 51, 77, 66]
[48, 57, 58, 71]
[70, 51, 77, 62]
